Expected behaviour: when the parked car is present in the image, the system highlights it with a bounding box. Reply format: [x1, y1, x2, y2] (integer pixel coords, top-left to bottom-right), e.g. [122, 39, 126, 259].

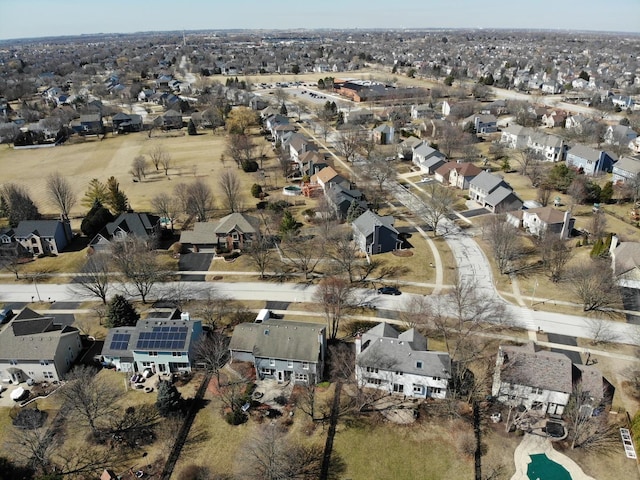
[377, 286, 401, 295]
[0, 308, 14, 324]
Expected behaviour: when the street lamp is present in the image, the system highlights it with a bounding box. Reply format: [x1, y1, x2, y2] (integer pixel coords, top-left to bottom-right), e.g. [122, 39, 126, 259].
[32, 276, 42, 302]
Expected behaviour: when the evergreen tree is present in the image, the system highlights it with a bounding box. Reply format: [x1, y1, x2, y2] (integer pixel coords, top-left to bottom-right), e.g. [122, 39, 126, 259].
[280, 210, 298, 236]
[187, 119, 197, 136]
[156, 380, 182, 416]
[82, 178, 109, 209]
[81, 199, 114, 237]
[106, 176, 129, 214]
[600, 181, 614, 204]
[279, 103, 288, 115]
[105, 294, 139, 328]
[346, 200, 365, 223]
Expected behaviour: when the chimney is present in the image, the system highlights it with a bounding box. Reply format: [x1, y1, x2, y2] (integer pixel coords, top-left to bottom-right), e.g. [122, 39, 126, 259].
[354, 334, 362, 355]
[180, 312, 190, 321]
[560, 210, 572, 240]
[609, 234, 619, 257]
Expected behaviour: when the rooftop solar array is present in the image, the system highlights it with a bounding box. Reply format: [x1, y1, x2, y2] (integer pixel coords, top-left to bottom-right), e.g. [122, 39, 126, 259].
[110, 333, 131, 351]
[135, 325, 188, 350]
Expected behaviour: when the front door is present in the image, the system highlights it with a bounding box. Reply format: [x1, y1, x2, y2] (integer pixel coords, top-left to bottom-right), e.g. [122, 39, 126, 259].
[277, 371, 284, 383]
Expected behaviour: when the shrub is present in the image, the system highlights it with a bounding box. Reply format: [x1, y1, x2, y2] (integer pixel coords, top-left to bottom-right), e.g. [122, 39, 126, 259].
[13, 408, 47, 429]
[169, 242, 184, 255]
[225, 410, 247, 425]
[274, 395, 288, 406]
[180, 464, 210, 480]
[268, 200, 291, 212]
[241, 160, 259, 172]
[251, 183, 263, 198]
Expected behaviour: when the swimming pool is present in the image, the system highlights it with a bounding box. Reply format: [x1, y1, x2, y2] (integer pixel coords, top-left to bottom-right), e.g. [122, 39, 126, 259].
[527, 453, 572, 480]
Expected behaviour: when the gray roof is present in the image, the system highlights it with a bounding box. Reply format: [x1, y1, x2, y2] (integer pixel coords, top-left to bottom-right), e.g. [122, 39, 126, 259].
[613, 242, 640, 276]
[358, 323, 451, 378]
[484, 186, 519, 207]
[567, 144, 601, 162]
[414, 143, 445, 160]
[498, 344, 573, 394]
[470, 171, 507, 193]
[214, 213, 260, 235]
[529, 131, 563, 148]
[502, 125, 532, 137]
[229, 320, 325, 363]
[14, 220, 63, 239]
[0, 310, 79, 361]
[352, 210, 398, 238]
[614, 156, 640, 175]
[104, 213, 159, 238]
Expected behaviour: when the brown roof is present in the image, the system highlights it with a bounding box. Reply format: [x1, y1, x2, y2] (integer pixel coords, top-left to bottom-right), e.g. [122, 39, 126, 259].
[312, 166, 340, 184]
[524, 206, 567, 225]
[453, 162, 482, 177]
[434, 161, 459, 177]
[499, 343, 573, 394]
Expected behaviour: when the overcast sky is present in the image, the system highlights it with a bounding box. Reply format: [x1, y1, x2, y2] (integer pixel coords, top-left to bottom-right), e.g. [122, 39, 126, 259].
[1, 0, 639, 40]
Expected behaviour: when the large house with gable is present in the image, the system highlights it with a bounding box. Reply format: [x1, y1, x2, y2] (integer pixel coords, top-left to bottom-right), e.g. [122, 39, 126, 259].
[355, 323, 451, 399]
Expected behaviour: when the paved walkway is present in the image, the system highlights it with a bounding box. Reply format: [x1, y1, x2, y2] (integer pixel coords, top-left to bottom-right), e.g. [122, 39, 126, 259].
[510, 434, 595, 480]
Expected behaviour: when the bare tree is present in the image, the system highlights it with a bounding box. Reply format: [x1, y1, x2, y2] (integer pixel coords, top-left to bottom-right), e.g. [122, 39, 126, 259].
[587, 211, 607, 243]
[280, 234, 324, 280]
[423, 182, 457, 236]
[536, 233, 572, 283]
[359, 151, 396, 194]
[130, 155, 147, 182]
[46, 172, 76, 218]
[585, 318, 620, 345]
[315, 276, 359, 340]
[58, 365, 120, 437]
[482, 215, 522, 274]
[566, 385, 619, 452]
[218, 170, 242, 213]
[149, 144, 169, 172]
[69, 253, 111, 304]
[226, 134, 255, 168]
[245, 236, 275, 279]
[196, 290, 232, 329]
[151, 192, 178, 231]
[334, 129, 363, 163]
[0, 247, 29, 280]
[111, 236, 164, 303]
[566, 259, 622, 312]
[193, 332, 229, 384]
[175, 179, 214, 221]
[237, 424, 323, 480]
[514, 147, 539, 177]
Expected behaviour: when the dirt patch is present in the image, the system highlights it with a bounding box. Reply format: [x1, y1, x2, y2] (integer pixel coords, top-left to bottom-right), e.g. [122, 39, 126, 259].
[392, 250, 414, 257]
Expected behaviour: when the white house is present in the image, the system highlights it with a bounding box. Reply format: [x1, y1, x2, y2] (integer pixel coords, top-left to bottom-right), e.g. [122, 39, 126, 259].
[355, 323, 451, 400]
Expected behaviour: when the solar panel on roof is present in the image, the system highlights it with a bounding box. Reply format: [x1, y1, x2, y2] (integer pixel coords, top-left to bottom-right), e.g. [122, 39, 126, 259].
[109, 333, 131, 351]
[135, 325, 189, 350]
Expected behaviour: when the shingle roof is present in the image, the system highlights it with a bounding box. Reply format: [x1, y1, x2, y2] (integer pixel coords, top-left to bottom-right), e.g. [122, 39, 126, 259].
[213, 213, 260, 235]
[484, 186, 519, 207]
[105, 213, 159, 238]
[229, 320, 325, 363]
[352, 210, 398, 238]
[358, 324, 451, 378]
[499, 344, 573, 393]
[568, 144, 601, 162]
[470, 171, 506, 192]
[14, 220, 63, 239]
[613, 242, 640, 276]
[614, 156, 640, 175]
[523, 207, 567, 225]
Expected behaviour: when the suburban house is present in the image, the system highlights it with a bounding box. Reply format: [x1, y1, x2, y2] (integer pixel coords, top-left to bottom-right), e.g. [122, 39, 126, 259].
[412, 143, 447, 173]
[161, 110, 183, 130]
[0, 227, 26, 258]
[71, 114, 103, 135]
[372, 124, 394, 144]
[397, 137, 423, 160]
[229, 320, 326, 385]
[484, 187, 523, 214]
[612, 156, 640, 184]
[434, 161, 460, 184]
[610, 236, 640, 289]
[112, 112, 143, 133]
[469, 171, 512, 206]
[527, 132, 566, 162]
[500, 125, 531, 150]
[565, 114, 596, 134]
[611, 94, 634, 109]
[410, 104, 432, 120]
[464, 114, 497, 134]
[297, 151, 327, 177]
[344, 109, 374, 124]
[355, 323, 451, 399]
[311, 166, 350, 192]
[289, 134, 318, 164]
[542, 111, 567, 129]
[449, 162, 483, 190]
[566, 145, 617, 176]
[101, 310, 203, 374]
[492, 343, 606, 416]
[89, 213, 160, 253]
[604, 124, 637, 146]
[0, 308, 82, 384]
[14, 219, 72, 256]
[325, 183, 367, 221]
[507, 207, 574, 239]
[180, 213, 261, 252]
[352, 210, 401, 255]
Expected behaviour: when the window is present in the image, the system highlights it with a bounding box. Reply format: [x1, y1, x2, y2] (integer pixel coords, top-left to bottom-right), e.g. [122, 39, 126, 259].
[416, 361, 423, 369]
[302, 362, 309, 370]
[287, 360, 293, 368]
[149, 352, 158, 357]
[9, 360, 17, 366]
[432, 376, 441, 382]
[294, 373, 308, 382]
[43, 372, 54, 380]
[269, 358, 275, 367]
[393, 383, 404, 393]
[260, 368, 275, 376]
[142, 361, 152, 367]
[431, 388, 442, 395]
[172, 352, 183, 357]
[532, 387, 543, 395]
[394, 371, 404, 376]
[40, 360, 49, 366]
[365, 366, 378, 374]
[28, 371, 35, 377]
[413, 384, 423, 394]
[366, 378, 382, 385]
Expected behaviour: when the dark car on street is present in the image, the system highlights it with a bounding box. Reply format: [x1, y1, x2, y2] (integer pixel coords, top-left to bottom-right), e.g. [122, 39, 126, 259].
[377, 286, 401, 295]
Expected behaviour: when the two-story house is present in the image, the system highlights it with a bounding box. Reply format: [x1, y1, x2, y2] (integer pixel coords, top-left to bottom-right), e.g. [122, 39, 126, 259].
[14, 219, 72, 256]
[412, 143, 447, 173]
[229, 320, 326, 385]
[89, 213, 160, 252]
[352, 210, 401, 255]
[180, 213, 261, 252]
[473, 114, 498, 134]
[566, 145, 617, 176]
[469, 171, 510, 206]
[449, 162, 483, 190]
[500, 125, 532, 150]
[612, 156, 640, 184]
[604, 125, 637, 146]
[355, 323, 451, 399]
[101, 310, 203, 374]
[0, 308, 82, 384]
[507, 207, 574, 240]
[492, 343, 606, 416]
[527, 131, 566, 162]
